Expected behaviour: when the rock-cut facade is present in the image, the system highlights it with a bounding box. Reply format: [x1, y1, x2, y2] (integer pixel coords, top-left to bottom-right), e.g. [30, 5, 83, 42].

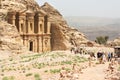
[7, 10, 51, 53]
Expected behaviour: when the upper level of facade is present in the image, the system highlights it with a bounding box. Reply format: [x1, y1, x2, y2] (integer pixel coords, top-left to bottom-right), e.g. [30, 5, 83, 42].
[7, 10, 51, 36]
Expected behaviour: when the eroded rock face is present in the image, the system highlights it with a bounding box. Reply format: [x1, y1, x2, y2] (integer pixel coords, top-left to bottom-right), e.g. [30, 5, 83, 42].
[0, 9, 7, 21]
[1, 0, 40, 12]
[16, 0, 40, 12]
[107, 37, 120, 46]
[2, 0, 26, 12]
[41, 2, 89, 50]
[0, 0, 39, 57]
[0, 21, 27, 58]
[113, 37, 120, 46]
[0, 0, 90, 51]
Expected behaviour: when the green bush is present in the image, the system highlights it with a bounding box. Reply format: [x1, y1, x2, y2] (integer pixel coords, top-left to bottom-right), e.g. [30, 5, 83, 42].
[95, 36, 109, 45]
[9, 58, 13, 61]
[34, 73, 41, 80]
[61, 61, 72, 65]
[2, 77, 8, 80]
[64, 68, 71, 72]
[2, 76, 15, 80]
[44, 70, 48, 73]
[50, 69, 61, 74]
[26, 73, 33, 77]
[118, 66, 120, 71]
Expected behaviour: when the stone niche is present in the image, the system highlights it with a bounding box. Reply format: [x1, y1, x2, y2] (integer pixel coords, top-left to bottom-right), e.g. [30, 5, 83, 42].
[7, 10, 51, 53]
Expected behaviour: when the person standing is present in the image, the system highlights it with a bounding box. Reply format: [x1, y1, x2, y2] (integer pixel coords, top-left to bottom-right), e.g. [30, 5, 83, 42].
[108, 52, 111, 62]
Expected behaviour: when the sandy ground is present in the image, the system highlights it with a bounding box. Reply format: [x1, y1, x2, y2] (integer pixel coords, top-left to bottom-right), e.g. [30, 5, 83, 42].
[78, 63, 109, 80]
[0, 50, 119, 80]
[40, 61, 118, 80]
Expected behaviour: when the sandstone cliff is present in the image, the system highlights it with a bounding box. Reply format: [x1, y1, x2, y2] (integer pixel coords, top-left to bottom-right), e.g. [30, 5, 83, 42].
[2, 0, 40, 12]
[0, 0, 90, 52]
[0, 0, 34, 58]
[41, 3, 89, 50]
[0, 21, 28, 59]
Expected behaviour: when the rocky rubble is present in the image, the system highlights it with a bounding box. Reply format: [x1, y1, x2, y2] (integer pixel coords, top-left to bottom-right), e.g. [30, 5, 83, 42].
[105, 70, 120, 80]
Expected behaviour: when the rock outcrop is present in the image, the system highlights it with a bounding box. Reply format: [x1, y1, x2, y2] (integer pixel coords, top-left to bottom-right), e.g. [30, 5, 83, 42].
[41, 3, 89, 50]
[1, 0, 25, 13]
[0, 9, 7, 21]
[107, 37, 120, 47]
[0, 0, 91, 52]
[113, 37, 120, 46]
[0, 0, 38, 57]
[0, 21, 27, 59]
[1, 0, 40, 12]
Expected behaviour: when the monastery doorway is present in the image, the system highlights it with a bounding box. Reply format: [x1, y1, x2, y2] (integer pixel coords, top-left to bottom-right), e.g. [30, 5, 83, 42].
[29, 41, 33, 51]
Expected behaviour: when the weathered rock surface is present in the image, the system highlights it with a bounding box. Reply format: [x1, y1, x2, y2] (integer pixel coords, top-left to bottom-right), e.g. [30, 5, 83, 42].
[2, 0, 26, 12]
[16, 0, 40, 12]
[0, 0, 92, 51]
[105, 71, 120, 80]
[41, 3, 89, 50]
[113, 37, 120, 46]
[107, 37, 120, 46]
[0, 0, 36, 58]
[1, 0, 41, 12]
[0, 9, 7, 21]
[0, 21, 27, 59]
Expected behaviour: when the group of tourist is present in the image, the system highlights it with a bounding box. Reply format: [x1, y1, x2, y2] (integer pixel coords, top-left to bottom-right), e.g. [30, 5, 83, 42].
[70, 46, 86, 54]
[97, 51, 113, 64]
[70, 46, 115, 64]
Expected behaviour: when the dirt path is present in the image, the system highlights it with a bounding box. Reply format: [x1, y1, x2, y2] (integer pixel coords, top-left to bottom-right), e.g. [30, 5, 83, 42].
[78, 63, 109, 80]
[40, 62, 110, 80]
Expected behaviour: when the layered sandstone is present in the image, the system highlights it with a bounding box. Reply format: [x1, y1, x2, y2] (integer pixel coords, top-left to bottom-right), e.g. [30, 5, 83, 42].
[1, 0, 51, 53]
[41, 3, 89, 50]
[0, 21, 28, 59]
[1, 0, 41, 12]
[0, 0, 91, 52]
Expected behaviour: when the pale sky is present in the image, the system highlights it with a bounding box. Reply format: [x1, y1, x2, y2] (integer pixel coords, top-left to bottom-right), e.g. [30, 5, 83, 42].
[36, 0, 120, 18]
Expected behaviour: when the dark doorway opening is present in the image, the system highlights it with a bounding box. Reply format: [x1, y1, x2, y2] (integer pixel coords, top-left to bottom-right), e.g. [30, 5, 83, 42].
[29, 41, 33, 51]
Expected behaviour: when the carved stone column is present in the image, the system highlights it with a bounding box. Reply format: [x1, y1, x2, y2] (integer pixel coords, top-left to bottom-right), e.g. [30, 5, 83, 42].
[18, 13, 26, 34]
[34, 37, 38, 52]
[47, 21, 51, 34]
[37, 13, 45, 34]
[38, 17, 44, 34]
[26, 12, 35, 34]
[37, 36, 43, 53]
[43, 36, 51, 52]
[23, 36, 28, 48]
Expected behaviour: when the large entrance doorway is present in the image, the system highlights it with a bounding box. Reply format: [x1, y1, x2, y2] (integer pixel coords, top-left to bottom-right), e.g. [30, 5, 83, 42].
[29, 41, 33, 51]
